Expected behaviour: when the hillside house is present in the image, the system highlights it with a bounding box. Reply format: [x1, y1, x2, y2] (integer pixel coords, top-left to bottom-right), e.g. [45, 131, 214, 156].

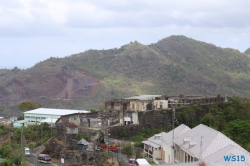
[143, 124, 250, 165]
[172, 124, 250, 165]
[142, 124, 190, 164]
[13, 120, 28, 128]
[66, 123, 78, 134]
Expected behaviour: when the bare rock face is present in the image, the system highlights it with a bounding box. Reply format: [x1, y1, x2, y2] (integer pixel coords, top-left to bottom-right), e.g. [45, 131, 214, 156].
[0, 65, 101, 104]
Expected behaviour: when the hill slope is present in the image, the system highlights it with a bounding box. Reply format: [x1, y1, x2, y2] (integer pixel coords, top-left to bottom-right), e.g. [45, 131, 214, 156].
[245, 48, 250, 54]
[1, 35, 250, 116]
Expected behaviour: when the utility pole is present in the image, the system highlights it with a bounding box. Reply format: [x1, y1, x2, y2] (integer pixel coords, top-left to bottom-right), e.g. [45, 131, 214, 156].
[86, 148, 88, 166]
[200, 136, 203, 160]
[51, 118, 52, 138]
[169, 102, 189, 164]
[209, 108, 211, 127]
[172, 104, 176, 164]
[21, 127, 24, 166]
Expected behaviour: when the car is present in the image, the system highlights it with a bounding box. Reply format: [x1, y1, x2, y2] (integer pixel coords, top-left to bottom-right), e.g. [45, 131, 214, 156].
[129, 159, 137, 166]
[24, 147, 31, 156]
[38, 154, 51, 164]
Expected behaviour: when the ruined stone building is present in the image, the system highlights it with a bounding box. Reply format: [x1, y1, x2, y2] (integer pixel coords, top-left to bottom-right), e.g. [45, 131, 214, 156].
[44, 111, 117, 165]
[105, 94, 225, 126]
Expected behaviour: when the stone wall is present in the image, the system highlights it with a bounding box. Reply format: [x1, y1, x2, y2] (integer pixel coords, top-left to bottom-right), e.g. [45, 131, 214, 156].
[108, 110, 172, 138]
[108, 104, 215, 138]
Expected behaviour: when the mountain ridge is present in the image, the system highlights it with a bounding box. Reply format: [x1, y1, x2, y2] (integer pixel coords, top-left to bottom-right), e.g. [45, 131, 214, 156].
[1, 35, 250, 116]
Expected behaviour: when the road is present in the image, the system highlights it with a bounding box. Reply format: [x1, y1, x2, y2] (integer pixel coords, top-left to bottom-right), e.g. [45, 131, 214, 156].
[25, 155, 58, 166]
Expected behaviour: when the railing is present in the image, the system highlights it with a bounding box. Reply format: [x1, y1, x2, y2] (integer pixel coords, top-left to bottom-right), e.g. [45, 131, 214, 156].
[149, 150, 152, 155]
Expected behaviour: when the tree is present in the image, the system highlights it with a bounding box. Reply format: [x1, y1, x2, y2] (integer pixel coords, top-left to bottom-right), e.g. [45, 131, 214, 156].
[18, 101, 41, 112]
[121, 144, 133, 156]
[224, 120, 250, 148]
[201, 114, 215, 127]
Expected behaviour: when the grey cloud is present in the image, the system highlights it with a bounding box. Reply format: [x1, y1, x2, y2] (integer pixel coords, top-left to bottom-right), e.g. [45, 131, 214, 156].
[64, 0, 250, 29]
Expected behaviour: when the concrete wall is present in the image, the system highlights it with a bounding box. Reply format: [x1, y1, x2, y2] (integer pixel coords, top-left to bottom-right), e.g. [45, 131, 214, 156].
[162, 141, 173, 164]
[24, 113, 60, 122]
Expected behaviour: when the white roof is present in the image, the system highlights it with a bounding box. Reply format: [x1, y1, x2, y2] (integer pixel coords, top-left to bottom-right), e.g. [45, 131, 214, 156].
[123, 95, 162, 100]
[142, 140, 161, 148]
[24, 108, 90, 116]
[204, 144, 250, 166]
[142, 124, 190, 149]
[161, 124, 191, 146]
[40, 118, 58, 123]
[136, 159, 151, 166]
[173, 124, 250, 164]
[15, 120, 28, 124]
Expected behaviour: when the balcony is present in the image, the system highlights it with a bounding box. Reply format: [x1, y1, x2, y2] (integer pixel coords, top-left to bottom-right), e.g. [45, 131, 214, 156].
[149, 150, 153, 155]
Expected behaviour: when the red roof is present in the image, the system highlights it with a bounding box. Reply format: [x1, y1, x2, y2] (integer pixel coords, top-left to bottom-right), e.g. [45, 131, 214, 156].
[66, 123, 78, 128]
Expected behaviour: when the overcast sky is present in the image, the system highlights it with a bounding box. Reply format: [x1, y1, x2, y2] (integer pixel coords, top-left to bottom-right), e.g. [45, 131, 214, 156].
[1, 0, 250, 69]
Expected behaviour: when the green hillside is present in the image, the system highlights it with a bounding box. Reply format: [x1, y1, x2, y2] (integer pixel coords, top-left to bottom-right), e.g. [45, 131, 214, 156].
[245, 48, 250, 54]
[43, 35, 250, 96]
[1, 35, 250, 116]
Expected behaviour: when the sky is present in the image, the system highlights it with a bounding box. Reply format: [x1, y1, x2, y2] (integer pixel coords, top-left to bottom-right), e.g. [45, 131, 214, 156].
[1, 0, 250, 69]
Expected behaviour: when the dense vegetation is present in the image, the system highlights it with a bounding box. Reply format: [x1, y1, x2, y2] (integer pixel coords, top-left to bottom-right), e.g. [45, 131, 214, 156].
[126, 97, 250, 152]
[1, 36, 250, 116]
[0, 123, 52, 165]
[245, 48, 250, 54]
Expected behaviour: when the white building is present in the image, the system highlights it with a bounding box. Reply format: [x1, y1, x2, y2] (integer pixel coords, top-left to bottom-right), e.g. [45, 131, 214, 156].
[24, 108, 90, 123]
[161, 124, 191, 164]
[142, 124, 190, 163]
[143, 124, 250, 165]
[172, 124, 250, 165]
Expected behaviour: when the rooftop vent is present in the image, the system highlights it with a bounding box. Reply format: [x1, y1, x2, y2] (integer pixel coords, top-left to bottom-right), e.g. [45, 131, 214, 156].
[189, 141, 197, 148]
[183, 138, 191, 144]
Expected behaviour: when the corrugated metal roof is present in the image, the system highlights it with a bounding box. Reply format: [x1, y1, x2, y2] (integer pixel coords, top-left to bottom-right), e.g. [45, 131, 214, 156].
[24, 108, 90, 116]
[123, 95, 162, 100]
[204, 144, 250, 165]
[142, 140, 161, 148]
[162, 124, 191, 146]
[143, 124, 190, 149]
[173, 124, 250, 165]
[77, 139, 89, 145]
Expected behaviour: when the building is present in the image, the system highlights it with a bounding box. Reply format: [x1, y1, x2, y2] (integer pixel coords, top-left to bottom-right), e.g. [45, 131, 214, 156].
[105, 94, 225, 125]
[142, 124, 250, 165]
[142, 124, 190, 164]
[105, 95, 168, 125]
[167, 124, 250, 165]
[0, 118, 11, 125]
[24, 108, 90, 123]
[66, 123, 78, 134]
[77, 139, 89, 151]
[161, 124, 191, 164]
[13, 120, 28, 128]
[10, 117, 18, 123]
[39, 118, 58, 127]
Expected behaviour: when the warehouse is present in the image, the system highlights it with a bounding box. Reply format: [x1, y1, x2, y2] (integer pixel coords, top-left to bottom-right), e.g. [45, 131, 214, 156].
[24, 108, 90, 123]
